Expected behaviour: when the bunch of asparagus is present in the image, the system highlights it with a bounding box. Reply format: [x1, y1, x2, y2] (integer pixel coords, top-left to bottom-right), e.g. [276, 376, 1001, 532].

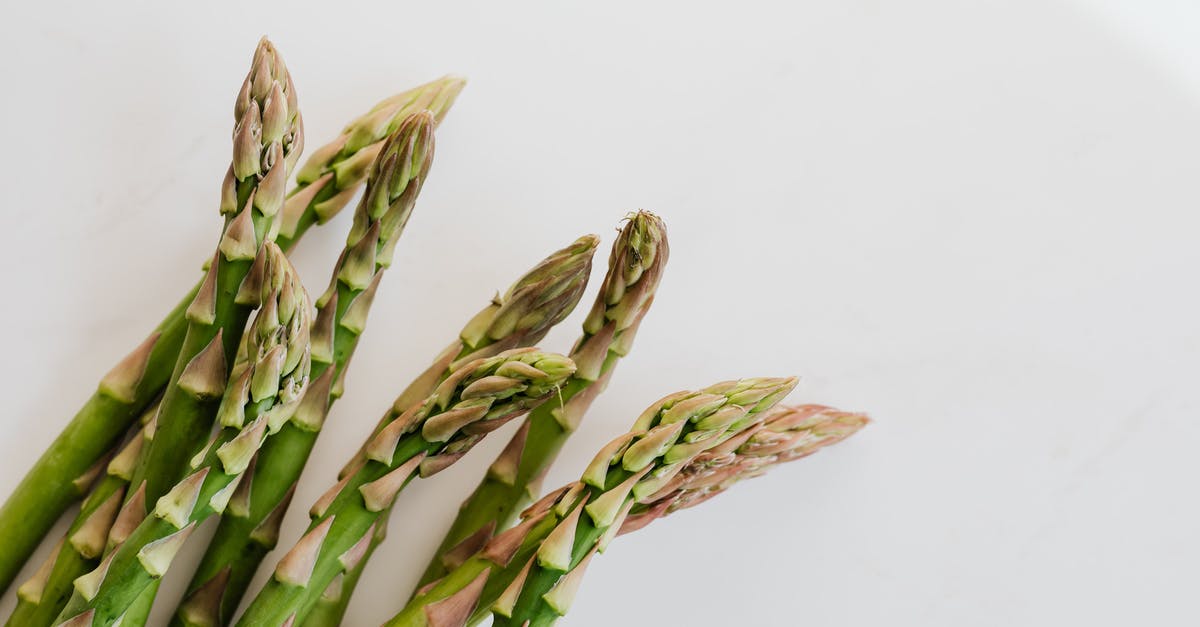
[0, 37, 869, 627]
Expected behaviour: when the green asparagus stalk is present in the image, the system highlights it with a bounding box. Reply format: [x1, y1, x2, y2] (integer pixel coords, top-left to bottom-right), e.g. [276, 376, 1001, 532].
[0, 298, 184, 595]
[5, 406, 157, 627]
[170, 111, 438, 627]
[0, 72, 463, 594]
[415, 211, 668, 591]
[235, 348, 577, 626]
[300, 235, 600, 627]
[54, 244, 313, 627]
[387, 401, 868, 627]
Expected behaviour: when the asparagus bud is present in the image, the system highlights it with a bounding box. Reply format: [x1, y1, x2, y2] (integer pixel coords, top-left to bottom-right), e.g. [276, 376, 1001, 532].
[456, 236, 599, 366]
[282, 76, 464, 238]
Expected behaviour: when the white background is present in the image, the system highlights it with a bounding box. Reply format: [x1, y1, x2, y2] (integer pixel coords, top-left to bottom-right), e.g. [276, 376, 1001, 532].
[1, 1, 1197, 625]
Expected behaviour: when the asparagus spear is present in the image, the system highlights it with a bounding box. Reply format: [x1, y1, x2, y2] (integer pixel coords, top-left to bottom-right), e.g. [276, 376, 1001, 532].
[0, 63, 461, 595]
[235, 348, 577, 626]
[495, 394, 868, 627]
[387, 395, 868, 627]
[54, 243, 313, 627]
[0, 297, 182, 594]
[415, 211, 668, 591]
[125, 31, 301, 515]
[170, 111, 438, 627]
[299, 235, 600, 627]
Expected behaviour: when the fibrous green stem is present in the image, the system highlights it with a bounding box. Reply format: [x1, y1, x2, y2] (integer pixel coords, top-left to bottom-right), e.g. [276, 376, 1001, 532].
[6, 407, 153, 627]
[300, 517, 383, 627]
[54, 243, 312, 627]
[0, 297, 189, 593]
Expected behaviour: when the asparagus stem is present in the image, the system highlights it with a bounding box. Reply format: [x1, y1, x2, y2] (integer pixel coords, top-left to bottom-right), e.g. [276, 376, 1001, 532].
[299, 509, 387, 627]
[53, 245, 313, 627]
[416, 211, 669, 591]
[386, 512, 556, 627]
[0, 299, 189, 593]
[234, 349, 577, 626]
[5, 405, 156, 627]
[297, 236, 600, 627]
[0, 64, 461, 596]
[388, 395, 869, 627]
[170, 112, 440, 627]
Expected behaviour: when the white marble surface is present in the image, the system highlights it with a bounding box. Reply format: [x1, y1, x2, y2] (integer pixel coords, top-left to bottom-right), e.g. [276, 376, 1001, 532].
[1, 1, 1197, 625]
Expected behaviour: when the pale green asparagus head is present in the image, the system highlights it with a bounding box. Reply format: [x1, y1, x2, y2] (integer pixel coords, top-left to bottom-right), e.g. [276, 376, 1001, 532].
[364, 348, 576, 479]
[291, 75, 465, 224]
[422, 348, 577, 440]
[571, 377, 800, 524]
[458, 235, 601, 365]
[216, 242, 313, 439]
[305, 111, 437, 374]
[736, 403, 870, 464]
[572, 211, 669, 380]
[340, 76, 464, 154]
[347, 111, 436, 270]
[222, 37, 304, 220]
[625, 404, 870, 527]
